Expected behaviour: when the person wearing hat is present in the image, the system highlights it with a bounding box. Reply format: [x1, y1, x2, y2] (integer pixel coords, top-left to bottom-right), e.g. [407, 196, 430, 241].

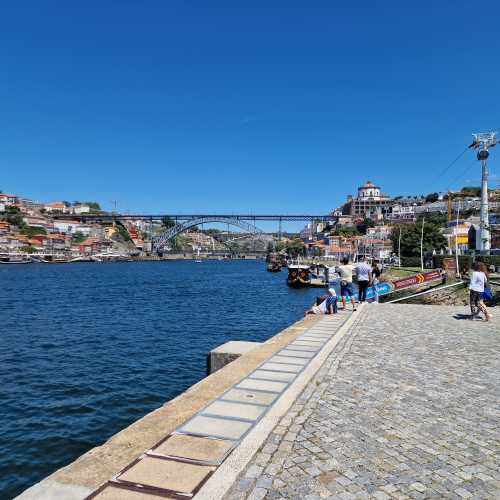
[304, 288, 338, 316]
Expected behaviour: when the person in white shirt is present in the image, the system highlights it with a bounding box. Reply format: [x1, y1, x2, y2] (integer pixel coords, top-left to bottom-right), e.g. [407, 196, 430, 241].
[355, 257, 372, 303]
[337, 257, 357, 311]
[469, 262, 491, 321]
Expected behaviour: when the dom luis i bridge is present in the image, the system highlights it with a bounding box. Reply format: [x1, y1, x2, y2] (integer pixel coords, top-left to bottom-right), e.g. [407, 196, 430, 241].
[61, 213, 339, 251]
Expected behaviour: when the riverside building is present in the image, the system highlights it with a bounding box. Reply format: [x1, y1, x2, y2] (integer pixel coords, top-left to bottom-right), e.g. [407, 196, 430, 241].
[341, 181, 391, 219]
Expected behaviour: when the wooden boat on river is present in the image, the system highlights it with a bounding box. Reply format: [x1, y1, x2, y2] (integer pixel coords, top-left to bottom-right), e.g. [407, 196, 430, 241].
[287, 263, 311, 287]
[267, 261, 282, 272]
[0, 253, 32, 264]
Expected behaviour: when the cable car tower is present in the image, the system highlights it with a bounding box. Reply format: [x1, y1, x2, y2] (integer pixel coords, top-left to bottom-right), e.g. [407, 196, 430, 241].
[469, 131, 499, 253]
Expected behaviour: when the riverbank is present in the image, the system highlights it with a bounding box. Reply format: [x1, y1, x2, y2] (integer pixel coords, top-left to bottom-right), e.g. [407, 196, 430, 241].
[18, 304, 500, 499]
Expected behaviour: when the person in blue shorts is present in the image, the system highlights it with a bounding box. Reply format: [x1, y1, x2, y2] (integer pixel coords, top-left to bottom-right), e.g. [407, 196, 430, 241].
[337, 257, 357, 311]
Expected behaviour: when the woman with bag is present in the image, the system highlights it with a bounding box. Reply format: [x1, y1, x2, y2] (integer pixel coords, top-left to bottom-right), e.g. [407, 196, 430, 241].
[469, 262, 492, 321]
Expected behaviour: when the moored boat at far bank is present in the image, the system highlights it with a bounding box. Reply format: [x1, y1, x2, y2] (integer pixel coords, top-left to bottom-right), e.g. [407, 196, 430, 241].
[0, 253, 32, 264]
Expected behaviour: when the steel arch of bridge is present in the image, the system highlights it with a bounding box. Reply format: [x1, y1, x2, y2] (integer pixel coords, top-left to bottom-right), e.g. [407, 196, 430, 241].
[153, 216, 264, 251]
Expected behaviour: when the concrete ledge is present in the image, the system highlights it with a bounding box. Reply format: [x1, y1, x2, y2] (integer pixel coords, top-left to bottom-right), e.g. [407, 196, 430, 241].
[15, 480, 92, 500]
[17, 316, 320, 499]
[207, 340, 262, 374]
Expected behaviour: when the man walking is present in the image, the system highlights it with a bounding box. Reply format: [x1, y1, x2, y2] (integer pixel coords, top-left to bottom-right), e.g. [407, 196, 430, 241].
[356, 256, 372, 304]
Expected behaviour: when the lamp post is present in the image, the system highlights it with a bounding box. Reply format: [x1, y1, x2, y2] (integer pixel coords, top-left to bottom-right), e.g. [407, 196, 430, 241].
[455, 205, 460, 277]
[398, 227, 402, 268]
[468, 132, 499, 253]
[420, 217, 425, 271]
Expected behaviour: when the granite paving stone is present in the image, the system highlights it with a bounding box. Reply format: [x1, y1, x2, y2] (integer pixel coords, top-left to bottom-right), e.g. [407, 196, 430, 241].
[117, 456, 214, 494]
[237, 379, 288, 393]
[283, 345, 319, 352]
[202, 400, 267, 421]
[260, 362, 303, 373]
[269, 356, 308, 366]
[221, 388, 279, 406]
[92, 484, 167, 499]
[249, 370, 297, 382]
[223, 305, 500, 499]
[295, 338, 324, 344]
[179, 414, 253, 440]
[290, 341, 324, 347]
[278, 349, 316, 358]
[151, 433, 233, 463]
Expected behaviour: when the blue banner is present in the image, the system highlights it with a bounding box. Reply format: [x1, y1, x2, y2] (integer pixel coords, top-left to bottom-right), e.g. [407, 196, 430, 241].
[340, 281, 394, 302]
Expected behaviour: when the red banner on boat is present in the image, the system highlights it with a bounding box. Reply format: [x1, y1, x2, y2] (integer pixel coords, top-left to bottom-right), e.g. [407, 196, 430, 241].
[392, 270, 442, 290]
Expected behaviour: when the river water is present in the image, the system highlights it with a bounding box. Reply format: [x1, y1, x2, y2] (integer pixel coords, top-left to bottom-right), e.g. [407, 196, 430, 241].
[1, 260, 320, 498]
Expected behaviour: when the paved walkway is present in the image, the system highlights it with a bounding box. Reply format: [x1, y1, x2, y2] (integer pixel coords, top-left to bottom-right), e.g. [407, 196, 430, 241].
[226, 305, 500, 500]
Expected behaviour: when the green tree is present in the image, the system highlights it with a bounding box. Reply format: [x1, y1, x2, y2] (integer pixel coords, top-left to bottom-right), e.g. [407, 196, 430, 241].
[334, 225, 360, 236]
[72, 231, 86, 244]
[390, 221, 447, 258]
[2, 206, 23, 226]
[460, 186, 481, 197]
[266, 241, 275, 254]
[425, 192, 439, 203]
[416, 213, 447, 227]
[275, 241, 286, 252]
[356, 218, 375, 235]
[171, 235, 188, 251]
[115, 223, 132, 242]
[20, 226, 47, 237]
[286, 238, 305, 257]
[85, 202, 101, 211]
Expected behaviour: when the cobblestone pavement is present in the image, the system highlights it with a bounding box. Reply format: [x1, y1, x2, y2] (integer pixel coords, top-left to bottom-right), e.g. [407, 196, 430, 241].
[225, 305, 500, 500]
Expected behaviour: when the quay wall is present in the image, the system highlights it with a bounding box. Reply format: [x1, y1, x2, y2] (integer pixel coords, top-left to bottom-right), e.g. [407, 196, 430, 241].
[18, 315, 320, 499]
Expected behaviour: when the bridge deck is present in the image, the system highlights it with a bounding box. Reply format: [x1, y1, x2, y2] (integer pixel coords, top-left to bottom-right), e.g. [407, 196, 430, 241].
[54, 214, 338, 222]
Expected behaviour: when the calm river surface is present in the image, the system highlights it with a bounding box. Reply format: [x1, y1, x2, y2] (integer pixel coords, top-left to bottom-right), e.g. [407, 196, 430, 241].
[1, 260, 320, 498]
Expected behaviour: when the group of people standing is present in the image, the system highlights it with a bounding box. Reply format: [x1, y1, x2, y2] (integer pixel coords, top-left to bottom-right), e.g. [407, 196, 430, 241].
[336, 256, 382, 310]
[305, 256, 382, 316]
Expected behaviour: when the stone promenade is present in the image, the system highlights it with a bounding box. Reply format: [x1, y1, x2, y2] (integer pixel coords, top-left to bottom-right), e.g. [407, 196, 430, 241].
[226, 305, 500, 500]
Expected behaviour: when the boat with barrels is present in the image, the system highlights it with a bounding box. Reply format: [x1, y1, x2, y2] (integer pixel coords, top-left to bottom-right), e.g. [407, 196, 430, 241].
[286, 263, 311, 287]
[267, 261, 281, 272]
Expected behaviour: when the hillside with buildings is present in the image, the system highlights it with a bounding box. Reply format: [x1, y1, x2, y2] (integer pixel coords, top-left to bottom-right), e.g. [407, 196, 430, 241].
[0, 193, 263, 259]
[298, 181, 500, 262]
[1, 182, 499, 262]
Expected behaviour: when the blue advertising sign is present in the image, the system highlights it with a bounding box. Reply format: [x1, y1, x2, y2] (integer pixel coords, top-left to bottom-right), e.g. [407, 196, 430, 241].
[369, 281, 394, 298]
[342, 282, 394, 302]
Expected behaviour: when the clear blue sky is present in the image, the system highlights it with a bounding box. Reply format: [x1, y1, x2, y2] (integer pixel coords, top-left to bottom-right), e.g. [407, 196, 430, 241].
[2, 1, 499, 215]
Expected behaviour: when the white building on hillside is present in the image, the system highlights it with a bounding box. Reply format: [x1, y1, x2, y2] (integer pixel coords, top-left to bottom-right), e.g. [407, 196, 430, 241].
[44, 202, 69, 213]
[72, 204, 91, 214]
